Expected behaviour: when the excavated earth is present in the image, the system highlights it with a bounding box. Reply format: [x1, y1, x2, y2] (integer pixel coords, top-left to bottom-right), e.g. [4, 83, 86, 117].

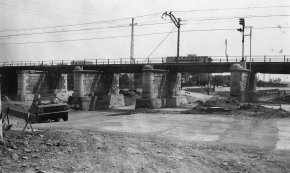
[1, 94, 290, 173]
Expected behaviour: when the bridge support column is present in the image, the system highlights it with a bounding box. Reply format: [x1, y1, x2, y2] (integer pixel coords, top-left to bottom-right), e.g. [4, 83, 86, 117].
[54, 74, 68, 101]
[165, 72, 187, 107]
[247, 72, 258, 102]
[93, 73, 125, 110]
[229, 63, 250, 103]
[135, 65, 164, 109]
[16, 70, 69, 101]
[71, 67, 124, 110]
[72, 66, 91, 110]
[248, 72, 257, 91]
[16, 70, 45, 101]
[17, 70, 29, 101]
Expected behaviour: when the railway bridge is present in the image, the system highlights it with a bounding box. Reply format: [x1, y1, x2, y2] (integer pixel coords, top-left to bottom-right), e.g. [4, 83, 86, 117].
[1, 56, 290, 110]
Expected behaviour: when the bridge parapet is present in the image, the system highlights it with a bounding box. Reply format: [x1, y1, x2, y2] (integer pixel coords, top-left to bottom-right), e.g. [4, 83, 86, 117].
[1, 55, 290, 67]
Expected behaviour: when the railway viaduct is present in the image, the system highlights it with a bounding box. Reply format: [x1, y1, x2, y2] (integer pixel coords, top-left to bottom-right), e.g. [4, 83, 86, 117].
[1, 57, 290, 110]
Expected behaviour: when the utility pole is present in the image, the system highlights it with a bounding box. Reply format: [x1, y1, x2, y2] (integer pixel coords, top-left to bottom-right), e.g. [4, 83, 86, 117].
[130, 18, 137, 64]
[162, 12, 181, 61]
[245, 26, 253, 69]
[129, 18, 137, 91]
[225, 39, 228, 63]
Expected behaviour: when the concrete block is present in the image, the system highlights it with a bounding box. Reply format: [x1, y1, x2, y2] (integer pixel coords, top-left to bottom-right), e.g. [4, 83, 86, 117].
[71, 96, 91, 111]
[135, 98, 163, 109]
[165, 96, 187, 107]
[94, 94, 125, 109]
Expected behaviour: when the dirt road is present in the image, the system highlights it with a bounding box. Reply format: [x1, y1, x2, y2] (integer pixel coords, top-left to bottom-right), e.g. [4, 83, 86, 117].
[1, 107, 290, 172]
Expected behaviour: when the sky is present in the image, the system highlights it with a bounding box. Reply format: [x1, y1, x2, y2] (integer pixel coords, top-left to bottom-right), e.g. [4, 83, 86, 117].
[0, 0, 289, 65]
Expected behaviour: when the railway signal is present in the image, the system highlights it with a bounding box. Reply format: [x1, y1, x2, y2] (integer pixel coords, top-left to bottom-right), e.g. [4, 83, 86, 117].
[237, 18, 245, 61]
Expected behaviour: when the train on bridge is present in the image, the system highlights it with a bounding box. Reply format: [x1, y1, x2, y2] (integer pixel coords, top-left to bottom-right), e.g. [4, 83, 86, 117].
[166, 54, 212, 63]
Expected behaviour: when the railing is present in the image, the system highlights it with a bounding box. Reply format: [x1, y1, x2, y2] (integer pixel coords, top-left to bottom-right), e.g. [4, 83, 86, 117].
[0, 55, 289, 67]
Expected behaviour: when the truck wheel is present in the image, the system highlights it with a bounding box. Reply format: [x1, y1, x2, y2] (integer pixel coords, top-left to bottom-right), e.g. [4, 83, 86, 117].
[63, 113, 68, 121]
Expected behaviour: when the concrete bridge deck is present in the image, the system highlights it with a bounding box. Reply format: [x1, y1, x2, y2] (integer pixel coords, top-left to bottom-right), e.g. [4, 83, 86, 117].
[1, 61, 290, 74]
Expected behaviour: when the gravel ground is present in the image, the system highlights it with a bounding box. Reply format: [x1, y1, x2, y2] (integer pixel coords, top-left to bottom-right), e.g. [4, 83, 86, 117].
[1, 127, 290, 173]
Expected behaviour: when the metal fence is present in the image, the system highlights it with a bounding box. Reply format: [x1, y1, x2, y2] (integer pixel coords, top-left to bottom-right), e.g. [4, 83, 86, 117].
[0, 55, 289, 67]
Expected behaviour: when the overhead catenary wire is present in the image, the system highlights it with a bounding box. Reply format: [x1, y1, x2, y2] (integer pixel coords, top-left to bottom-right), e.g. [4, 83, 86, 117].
[172, 5, 290, 13]
[21, 0, 105, 17]
[0, 11, 163, 33]
[0, 21, 172, 39]
[0, 2, 82, 21]
[1, 13, 290, 39]
[1, 26, 289, 46]
[183, 14, 290, 23]
[1, 4, 289, 33]
[146, 27, 176, 59]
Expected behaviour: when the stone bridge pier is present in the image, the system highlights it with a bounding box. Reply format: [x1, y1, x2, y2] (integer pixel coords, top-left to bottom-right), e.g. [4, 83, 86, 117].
[135, 65, 187, 109]
[71, 66, 124, 110]
[16, 70, 68, 101]
[229, 63, 257, 102]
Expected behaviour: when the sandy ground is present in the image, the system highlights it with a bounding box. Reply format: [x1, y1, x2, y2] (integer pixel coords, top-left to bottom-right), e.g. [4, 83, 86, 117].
[1, 107, 290, 172]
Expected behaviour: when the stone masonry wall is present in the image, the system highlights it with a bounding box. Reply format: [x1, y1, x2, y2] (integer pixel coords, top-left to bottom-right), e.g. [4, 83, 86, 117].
[26, 73, 44, 95]
[82, 73, 102, 96]
[80, 73, 117, 96]
[17, 71, 68, 101]
[153, 72, 168, 98]
[152, 72, 181, 99]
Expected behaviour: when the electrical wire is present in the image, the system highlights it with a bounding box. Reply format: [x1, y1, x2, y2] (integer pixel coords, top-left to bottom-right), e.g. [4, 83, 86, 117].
[0, 21, 172, 39]
[1, 26, 289, 46]
[0, 11, 162, 33]
[1, 13, 289, 39]
[172, 5, 290, 13]
[146, 27, 175, 58]
[0, 2, 81, 20]
[22, 0, 103, 17]
[1, 5, 289, 33]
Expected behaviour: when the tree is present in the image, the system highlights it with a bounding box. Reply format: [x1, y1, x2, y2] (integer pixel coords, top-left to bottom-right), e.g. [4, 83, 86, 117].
[212, 75, 224, 87]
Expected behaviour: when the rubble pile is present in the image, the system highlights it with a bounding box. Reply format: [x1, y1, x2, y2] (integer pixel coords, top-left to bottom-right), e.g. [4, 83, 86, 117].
[240, 104, 290, 118]
[185, 97, 240, 114]
[185, 96, 290, 118]
[0, 130, 69, 172]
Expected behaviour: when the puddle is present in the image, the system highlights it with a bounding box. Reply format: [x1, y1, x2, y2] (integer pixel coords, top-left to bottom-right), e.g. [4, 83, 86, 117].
[275, 120, 290, 150]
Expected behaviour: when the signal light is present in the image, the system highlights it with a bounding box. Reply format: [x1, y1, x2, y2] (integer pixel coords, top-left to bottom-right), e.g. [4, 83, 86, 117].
[239, 18, 245, 26]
